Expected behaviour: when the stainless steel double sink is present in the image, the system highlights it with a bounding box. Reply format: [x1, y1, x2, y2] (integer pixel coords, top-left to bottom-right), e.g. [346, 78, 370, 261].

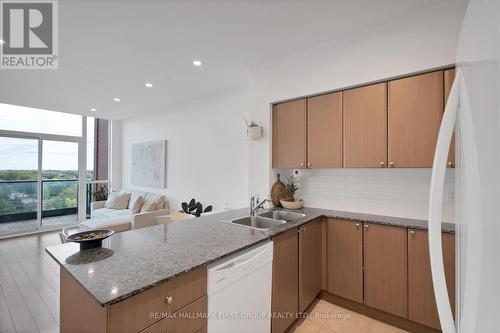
[224, 209, 306, 231]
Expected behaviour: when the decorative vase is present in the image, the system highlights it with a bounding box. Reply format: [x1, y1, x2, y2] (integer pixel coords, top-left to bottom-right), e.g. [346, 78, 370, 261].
[270, 174, 286, 207]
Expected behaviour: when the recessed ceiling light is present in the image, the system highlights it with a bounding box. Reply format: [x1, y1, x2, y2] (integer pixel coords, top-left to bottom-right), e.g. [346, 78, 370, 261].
[192, 60, 202, 67]
[145, 82, 153, 88]
[0, 39, 4, 45]
[90, 108, 97, 112]
[113, 97, 121, 102]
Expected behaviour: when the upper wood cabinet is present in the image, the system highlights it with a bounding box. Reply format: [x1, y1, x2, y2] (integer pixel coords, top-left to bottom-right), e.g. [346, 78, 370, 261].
[363, 223, 408, 318]
[408, 229, 455, 330]
[326, 218, 363, 302]
[271, 228, 299, 333]
[388, 71, 444, 168]
[272, 99, 307, 169]
[343, 83, 387, 168]
[444, 69, 456, 167]
[307, 92, 343, 168]
[298, 218, 323, 312]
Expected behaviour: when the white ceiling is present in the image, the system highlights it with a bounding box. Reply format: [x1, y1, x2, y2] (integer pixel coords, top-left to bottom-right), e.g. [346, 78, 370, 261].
[0, 0, 449, 120]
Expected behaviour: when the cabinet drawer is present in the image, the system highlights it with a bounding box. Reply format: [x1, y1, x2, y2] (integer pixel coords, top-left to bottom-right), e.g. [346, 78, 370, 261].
[109, 267, 207, 333]
[140, 296, 207, 333]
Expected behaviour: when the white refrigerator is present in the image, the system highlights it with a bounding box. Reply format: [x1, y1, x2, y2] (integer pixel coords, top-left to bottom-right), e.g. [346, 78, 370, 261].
[428, 0, 500, 332]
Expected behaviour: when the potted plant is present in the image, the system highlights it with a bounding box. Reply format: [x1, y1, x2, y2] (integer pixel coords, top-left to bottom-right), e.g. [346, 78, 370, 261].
[280, 175, 304, 209]
[180, 198, 213, 217]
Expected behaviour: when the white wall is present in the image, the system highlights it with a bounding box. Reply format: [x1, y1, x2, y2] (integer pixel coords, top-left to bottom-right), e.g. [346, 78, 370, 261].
[120, 87, 250, 212]
[249, 0, 466, 220]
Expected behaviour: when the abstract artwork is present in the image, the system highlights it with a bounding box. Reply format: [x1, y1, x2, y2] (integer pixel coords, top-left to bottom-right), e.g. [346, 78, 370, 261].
[131, 140, 167, 188]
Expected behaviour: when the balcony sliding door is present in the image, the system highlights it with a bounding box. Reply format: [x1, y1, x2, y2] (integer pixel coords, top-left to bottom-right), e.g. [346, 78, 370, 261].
[41, 140, 79, 228]
[0, 137, 39, 235]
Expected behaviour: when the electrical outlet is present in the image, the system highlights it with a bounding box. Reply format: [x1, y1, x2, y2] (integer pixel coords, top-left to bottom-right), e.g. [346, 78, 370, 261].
[448, 190, 455, 202]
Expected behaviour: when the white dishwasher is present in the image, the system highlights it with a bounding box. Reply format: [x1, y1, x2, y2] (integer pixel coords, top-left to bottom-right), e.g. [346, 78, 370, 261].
[207, 241, 273, 333]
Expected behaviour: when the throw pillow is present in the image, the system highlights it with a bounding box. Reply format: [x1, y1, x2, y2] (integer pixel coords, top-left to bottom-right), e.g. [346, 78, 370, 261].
[104, 192, 131, 209]
[129, 195, 144, 214]
[140, 201, 156, 213]
[128, 192, 144, 213]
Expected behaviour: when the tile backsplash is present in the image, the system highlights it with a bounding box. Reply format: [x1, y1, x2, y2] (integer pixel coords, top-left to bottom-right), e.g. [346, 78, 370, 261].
[274, 168, 455, 222]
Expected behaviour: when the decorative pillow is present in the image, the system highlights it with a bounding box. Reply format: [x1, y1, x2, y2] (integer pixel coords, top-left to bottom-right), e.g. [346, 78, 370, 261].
[129, 195, 144, 214]
[144, 193, 166, 210]
[128, 192, 144, 213]
[104, 192, 131, 209]
[140, 201, 156, 213]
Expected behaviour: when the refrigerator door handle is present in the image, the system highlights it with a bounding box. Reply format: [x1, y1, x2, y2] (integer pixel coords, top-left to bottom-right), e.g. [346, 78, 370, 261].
[428, 69, 461, 333]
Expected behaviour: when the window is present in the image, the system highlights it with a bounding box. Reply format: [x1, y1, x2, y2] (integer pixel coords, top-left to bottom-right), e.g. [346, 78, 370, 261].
[0, 103, 82, 136]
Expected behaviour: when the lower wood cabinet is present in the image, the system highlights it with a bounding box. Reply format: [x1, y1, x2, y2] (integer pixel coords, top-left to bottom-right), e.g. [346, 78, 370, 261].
[140, 296, 207, 333]
[60, 267, 207, 333]
[326, 219, 363, 302]
[271, 228, 299, 333]
[363, 223, 408, 318]
[108, 267, 207, 333]
[272, 219, 456, 332]
[408, 229, 456, 330]
[298, 218, 322, 311]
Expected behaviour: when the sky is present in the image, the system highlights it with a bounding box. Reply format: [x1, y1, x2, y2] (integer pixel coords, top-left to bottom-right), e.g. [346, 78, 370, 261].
[0, 104, 95, 170]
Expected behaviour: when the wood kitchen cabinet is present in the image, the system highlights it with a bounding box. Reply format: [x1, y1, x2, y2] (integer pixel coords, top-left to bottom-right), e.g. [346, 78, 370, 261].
[343, 83, 388, 168]
[272, 99, 307, 168]
[307, 92, 343, 168]
[271, 228, 299, 333]
[408, 229, 455, 330]
[326, 218, 363, 302]
[388, 71, 444, 168]
[363, 223, 408, 318]
[60, 267, 207, 333]
[444, 68, 456, 168]
[298, 218, 323, 311]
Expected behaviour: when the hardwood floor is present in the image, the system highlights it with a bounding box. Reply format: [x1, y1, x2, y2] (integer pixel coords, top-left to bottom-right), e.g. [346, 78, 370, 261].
[0, 231, 60, 333]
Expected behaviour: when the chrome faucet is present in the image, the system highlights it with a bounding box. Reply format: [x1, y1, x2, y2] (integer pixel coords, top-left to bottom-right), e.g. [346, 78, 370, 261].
[250, 195, 268, 216]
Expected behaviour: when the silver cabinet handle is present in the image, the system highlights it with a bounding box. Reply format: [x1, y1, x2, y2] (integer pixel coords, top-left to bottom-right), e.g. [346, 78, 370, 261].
[389, 161, 395, 167]
[380, 161, 385, 167]
[364, 224, 368, 229]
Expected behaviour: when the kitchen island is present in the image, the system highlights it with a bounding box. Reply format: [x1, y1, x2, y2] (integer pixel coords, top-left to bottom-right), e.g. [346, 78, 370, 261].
[46, 207, 454, 333]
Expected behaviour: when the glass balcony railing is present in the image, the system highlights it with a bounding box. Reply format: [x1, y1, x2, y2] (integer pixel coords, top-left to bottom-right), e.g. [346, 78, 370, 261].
[0, 179, 108, 223]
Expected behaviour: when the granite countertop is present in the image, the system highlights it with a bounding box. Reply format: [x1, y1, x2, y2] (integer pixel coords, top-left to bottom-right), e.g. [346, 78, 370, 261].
[45, 207, 454, 307]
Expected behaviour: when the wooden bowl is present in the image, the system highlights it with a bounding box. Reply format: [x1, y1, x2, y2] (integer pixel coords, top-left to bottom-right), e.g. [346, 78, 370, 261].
[279, 200, 304, 210]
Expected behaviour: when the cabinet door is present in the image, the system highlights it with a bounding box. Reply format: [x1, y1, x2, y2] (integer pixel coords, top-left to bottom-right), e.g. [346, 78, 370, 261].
[343, 83, 387, 168]
[444, 68, 456, 168]
[272, 228, 298, 333]
[408, 229, 455, 329]
[363, 223, 408, 317]
[298, 219, 322, 311]
[307, 92, 343, 168]
[388, 71, 444, 167]
[326, 219, 363, 302]
[272, 99, 307, 168]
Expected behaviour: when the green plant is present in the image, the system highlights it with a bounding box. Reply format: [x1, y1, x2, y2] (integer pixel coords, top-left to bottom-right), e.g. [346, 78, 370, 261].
[283, 175, 300, 201]
[93, 184, 108, 202]
[181, 198, 213, 217]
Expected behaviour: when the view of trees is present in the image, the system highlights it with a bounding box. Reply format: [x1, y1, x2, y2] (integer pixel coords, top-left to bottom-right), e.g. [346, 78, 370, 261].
[0, 170, 94, 217]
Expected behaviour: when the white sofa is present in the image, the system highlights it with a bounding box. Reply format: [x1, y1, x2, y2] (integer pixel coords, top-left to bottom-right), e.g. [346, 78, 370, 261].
[81, 190, 170, 232]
